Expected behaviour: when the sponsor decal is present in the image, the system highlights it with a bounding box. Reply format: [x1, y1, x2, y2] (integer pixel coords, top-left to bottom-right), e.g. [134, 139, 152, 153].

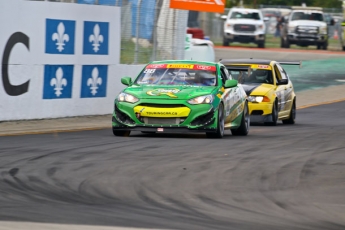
[145, 64, 216, 71]
[251, 64, 272, 70]
[167, 64, 194, 69]
[146, 88, 180, 98]
[146, 111, 178, 116]
[195, 65, 216, 71]
[146, 64, 166, 69]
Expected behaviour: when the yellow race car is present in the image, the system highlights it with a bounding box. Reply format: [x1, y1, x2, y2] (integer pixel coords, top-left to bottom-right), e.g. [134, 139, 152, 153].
[221, 59, 300, 125]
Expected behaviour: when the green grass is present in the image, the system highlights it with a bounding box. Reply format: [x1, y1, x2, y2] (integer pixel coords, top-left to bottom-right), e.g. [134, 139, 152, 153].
[120, 40, 152, 64]
[214, 34, 342, 50]
[120, 35, 343, 64]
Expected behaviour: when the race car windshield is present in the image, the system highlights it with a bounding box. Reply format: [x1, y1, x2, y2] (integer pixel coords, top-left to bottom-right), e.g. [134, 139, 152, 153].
[135, 66, 217, 86]
[229, 69, 273, 84]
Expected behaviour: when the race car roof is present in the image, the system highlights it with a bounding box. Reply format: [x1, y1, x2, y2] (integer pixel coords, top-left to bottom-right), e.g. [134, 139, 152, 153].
[150, 59, 217, 66]
[220, 59, 272, 66]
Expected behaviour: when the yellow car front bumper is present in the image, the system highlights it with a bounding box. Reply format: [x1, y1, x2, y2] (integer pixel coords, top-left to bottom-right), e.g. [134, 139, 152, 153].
[249, 102, 274, 123]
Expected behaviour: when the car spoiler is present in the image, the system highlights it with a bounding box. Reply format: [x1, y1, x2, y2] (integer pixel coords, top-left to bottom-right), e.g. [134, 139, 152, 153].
[278, 61, 302, 68]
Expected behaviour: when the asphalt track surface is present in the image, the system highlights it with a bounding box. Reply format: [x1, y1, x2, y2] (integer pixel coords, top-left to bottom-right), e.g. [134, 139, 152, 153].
[1, 48, 345, 230]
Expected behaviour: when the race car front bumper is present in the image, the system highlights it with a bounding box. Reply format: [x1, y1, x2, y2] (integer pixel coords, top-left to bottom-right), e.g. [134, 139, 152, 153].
[248, 102, 274, 123]
[112, 100, 219, 133]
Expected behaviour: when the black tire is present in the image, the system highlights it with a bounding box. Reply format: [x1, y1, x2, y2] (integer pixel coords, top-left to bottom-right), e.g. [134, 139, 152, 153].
[264, 100, 278, 126]
[322, 41, 328, 50]
[223, 37, 229, 46]
[280, 38, 285, 48]
[206, 104, 225, 138]
[113, 129, 130, 137]
[343, 46, 345, 51]
[285, 39, 290, 48]
[258, 41, 265, 48]
[317, 44, 321, 50]
[231, 101, 249, 136]
[282, 99, 296, 124]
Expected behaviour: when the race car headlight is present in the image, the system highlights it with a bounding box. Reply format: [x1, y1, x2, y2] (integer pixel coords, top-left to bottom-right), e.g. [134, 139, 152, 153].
[118, 92, 139, 103]
[248, 96, 270, 103]
[188, 95, 214, 105]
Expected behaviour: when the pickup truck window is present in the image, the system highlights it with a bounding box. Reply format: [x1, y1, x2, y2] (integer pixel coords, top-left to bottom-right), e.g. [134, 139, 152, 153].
[230, 12, 261, 20]
[291, 12, 324, 21]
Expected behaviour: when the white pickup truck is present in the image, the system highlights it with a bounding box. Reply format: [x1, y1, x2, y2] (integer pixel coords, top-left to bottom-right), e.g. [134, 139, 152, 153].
[222, 8, 266, 48]
[281, 6, 334, 50]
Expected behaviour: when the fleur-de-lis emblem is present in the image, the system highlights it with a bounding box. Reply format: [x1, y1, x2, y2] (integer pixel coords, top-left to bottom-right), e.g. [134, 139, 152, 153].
[89, 24, 104, 52]
[52, 22, 69, 52]
[87, 67, 102, 95]
[50, 67, 67, 97]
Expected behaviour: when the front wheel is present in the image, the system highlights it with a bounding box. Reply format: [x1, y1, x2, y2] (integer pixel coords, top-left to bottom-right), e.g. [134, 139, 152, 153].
[231, 101, 249, 136]
[223, 37, 229, 46]
[258, 41, 265, 48]
[280, 38, 285, 48]
[264, 101, 278, 126]
[113, 129, 130, 137]
[282, 99, 296, 124]
[206, 104, 225, 138]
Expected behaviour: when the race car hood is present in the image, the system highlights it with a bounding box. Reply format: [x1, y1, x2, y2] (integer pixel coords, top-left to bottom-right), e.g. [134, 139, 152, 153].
[123, 85, 216, 100]
[289, 20, 326, 27]
[241, 83, 275, 96]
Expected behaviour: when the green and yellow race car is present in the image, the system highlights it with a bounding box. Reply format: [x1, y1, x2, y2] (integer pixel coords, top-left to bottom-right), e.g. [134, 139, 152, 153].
[221, 59, 300, 125]
[112, 60, 249, 138]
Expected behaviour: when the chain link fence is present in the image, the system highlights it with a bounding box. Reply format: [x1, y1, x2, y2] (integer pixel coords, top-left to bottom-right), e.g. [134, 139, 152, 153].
[120, 0, 188, 64]
[28, 0, 188, 64]
[196, 6, 344, 50]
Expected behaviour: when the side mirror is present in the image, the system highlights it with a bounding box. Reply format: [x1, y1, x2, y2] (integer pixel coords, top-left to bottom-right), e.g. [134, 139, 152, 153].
[224, 79, 238, 88]
[330, 18, 335, 26]
[121, 77, 132, 86]
[277, 79, 288, 85]
[221, 15, 227, 20]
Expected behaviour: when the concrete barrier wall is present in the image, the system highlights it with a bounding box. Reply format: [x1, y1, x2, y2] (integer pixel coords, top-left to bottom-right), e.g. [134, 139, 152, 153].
[0, 0, 145, 121]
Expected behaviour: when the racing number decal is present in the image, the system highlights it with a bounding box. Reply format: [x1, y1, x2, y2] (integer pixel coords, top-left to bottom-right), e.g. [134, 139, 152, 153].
[144, 69, 156, 74]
